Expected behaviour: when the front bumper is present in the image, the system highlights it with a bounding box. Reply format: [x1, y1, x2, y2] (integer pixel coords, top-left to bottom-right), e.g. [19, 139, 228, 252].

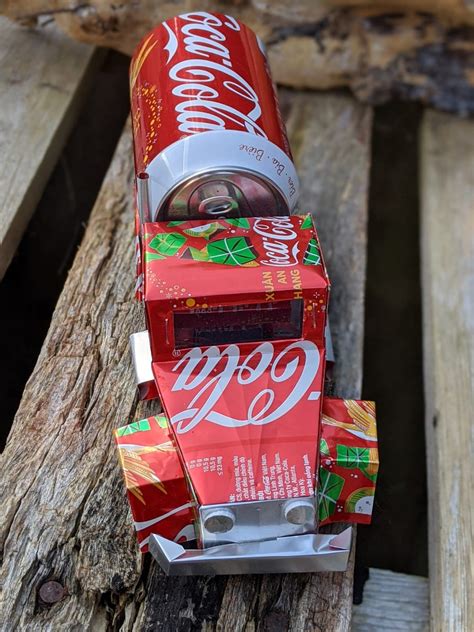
[150, 527, 352, 575]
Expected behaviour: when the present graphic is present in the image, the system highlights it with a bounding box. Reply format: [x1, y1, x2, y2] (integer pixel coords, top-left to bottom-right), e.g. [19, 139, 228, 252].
[319, 398, 379, 526]
[114, 415, 196, 552]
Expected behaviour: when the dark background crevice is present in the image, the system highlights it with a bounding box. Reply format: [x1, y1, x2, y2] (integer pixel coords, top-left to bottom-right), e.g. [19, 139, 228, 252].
[357, 102, 427, 577]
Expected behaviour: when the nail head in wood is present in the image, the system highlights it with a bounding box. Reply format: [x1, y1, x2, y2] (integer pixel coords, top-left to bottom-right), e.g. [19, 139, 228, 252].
[38, 581, 66, 605]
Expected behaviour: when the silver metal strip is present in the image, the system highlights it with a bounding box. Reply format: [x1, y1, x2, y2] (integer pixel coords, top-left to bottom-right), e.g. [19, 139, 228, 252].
[199, 497, 317, 547]
[149, 528, 352, 575]
[130, 330, 154, 388]
[137, 172, 151, 224]
[325, 319, 335, 364]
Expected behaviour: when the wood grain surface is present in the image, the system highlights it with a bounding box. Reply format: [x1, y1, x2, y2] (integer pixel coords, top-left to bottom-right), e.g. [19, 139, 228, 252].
[0, 91, 371, 630]
[352, 568, 429, 631]
[2, 3, 474, 114]
[0, 17, 100, 280]
[420, 111, 474, 632]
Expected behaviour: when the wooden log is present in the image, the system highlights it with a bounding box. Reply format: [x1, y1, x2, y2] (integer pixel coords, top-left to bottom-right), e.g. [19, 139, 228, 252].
[0, 91, 371, 629]
[256, 0, 474, 25]
[420, 111, 474, 631]
[0, 17, 101, 280]
[1, 2, 473, 114]
[2, 0, 474, 26]
[352, 568, 429, 631]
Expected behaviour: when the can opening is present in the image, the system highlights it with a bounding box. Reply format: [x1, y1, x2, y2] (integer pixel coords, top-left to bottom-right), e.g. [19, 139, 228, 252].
[193, 179, 248, 217]
[198, 195, 238, 216]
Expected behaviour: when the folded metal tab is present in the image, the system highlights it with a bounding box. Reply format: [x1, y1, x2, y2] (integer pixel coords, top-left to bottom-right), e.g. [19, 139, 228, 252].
[149, 527, 352, 575]
[130, 330, 158, 401]
[324, 320, 335, 364]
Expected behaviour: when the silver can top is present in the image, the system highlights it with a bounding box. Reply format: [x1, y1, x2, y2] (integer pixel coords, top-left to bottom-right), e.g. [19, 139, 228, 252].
[158, 169, 289, 221]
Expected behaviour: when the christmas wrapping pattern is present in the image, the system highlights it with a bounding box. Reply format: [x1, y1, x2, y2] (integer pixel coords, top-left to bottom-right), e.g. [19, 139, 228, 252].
[142, 214, 329, 361]
[318, 398, 378, 526]
[116, 398, 377, 554]
[114, 415, 196, 552]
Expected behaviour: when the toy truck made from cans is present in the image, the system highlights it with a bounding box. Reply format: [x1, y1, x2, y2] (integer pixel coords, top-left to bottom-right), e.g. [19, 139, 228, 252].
[115, 214, 379, 575]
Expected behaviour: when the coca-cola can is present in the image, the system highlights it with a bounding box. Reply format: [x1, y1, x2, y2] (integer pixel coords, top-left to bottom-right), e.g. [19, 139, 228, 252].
[130, 12, 299, 221]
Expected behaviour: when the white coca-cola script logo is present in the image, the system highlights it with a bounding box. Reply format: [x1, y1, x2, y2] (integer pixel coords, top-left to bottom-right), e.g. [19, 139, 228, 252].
[254, 217, 300, 267]
[170, 341, 320, 433]
[165, 12, 266, 137]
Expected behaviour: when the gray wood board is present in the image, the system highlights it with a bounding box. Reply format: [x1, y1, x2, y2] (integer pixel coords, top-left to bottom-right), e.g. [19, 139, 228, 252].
[352, 568, 429, 631]
[420, 110, 474, 632]
[0, 17, 100, 280]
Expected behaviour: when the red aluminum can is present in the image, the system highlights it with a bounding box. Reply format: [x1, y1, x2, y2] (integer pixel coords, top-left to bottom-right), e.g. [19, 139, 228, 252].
[130, 12, 299, 221]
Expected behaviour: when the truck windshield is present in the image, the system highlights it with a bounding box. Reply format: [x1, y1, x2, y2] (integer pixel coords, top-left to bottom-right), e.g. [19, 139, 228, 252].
[173, 300, 303, 349]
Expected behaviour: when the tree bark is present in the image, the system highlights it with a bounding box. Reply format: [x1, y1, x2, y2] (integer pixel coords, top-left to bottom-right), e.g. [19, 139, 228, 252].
[1, 2, 473, 114]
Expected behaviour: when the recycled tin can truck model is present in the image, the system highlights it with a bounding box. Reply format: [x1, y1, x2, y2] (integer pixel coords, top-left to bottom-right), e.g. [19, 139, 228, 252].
[115, 13, 378, 576]
[116, 217, 379, 575]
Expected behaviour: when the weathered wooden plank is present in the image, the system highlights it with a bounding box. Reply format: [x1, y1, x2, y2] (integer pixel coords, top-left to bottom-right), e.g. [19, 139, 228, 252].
[0, 17, 101, 280]
[0, 91, 371, 630]
[352, 568, 429, 631]
[420, 111, 474, 632]
[0, 126, 143, 630]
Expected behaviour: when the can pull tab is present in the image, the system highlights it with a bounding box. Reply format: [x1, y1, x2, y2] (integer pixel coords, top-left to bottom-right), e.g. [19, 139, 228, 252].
[198, 195, 238, 216]
[195, 181, 244, 217]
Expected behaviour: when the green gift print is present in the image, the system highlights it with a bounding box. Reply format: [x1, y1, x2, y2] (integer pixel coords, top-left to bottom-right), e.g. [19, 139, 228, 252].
[225, 218, 250, 229]
[155, 415, 169, 429]
[303, 238, 321, 266]
[116, 419, 151, 437]
[148, 232, 186, 257]
[208, 237, 257, 265]
[300, 215, 313, 230]
[336, 445, 378, 481]
[318, 468, 345, 522]
[336, 445, 370, 469]
[320, 438, 330, 457]
[184, 237, 258, 266]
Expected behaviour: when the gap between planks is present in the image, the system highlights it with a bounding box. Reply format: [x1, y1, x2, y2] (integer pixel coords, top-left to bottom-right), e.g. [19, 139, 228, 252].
[0, 17, 102, 280]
